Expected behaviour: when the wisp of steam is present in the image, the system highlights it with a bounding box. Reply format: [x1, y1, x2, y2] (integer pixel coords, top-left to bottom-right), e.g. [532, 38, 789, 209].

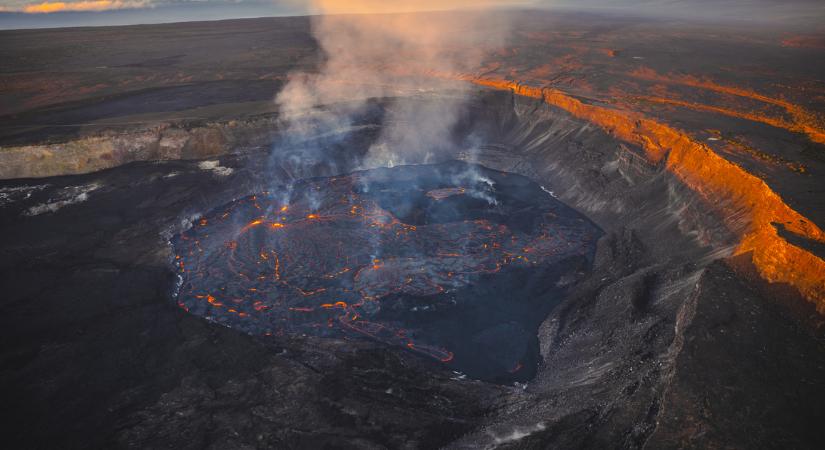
[273, 0, 514, 170]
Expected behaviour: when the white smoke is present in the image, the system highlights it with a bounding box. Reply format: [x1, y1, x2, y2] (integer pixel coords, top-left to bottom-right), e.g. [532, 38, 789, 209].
[274, 1, 515, 169]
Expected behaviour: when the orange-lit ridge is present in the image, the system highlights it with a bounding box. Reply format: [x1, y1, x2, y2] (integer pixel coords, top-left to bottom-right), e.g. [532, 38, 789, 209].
[470, 76, 825, 313]
[626, 67, 825, 145]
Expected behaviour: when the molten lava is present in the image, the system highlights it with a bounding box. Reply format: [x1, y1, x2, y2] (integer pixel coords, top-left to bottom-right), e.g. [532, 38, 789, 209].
[173, 162, 600, 382]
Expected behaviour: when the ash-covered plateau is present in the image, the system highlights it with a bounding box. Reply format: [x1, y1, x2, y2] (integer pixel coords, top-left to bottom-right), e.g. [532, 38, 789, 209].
[174, 162, 600, 382]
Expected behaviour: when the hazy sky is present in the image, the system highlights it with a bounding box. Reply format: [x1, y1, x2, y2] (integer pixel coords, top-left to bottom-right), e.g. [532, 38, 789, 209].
[0, 0, 822, 30]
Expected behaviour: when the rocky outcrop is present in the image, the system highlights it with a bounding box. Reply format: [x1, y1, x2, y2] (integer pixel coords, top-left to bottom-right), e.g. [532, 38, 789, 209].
[0, 117, 277, 180]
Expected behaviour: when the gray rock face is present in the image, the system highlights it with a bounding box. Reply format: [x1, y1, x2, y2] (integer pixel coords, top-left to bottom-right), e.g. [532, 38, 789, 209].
[0, 117, 278, 179]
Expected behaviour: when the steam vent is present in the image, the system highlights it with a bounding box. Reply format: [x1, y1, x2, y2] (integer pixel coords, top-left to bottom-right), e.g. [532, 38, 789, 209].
[3, 2, 825, 449]
[173, 162, 600, 382]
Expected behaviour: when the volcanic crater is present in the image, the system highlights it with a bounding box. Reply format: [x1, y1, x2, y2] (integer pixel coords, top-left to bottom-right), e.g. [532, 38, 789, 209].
[173, 161, 601, 382]
[3, 86, 824, 449]
[2, 14, 825, 448]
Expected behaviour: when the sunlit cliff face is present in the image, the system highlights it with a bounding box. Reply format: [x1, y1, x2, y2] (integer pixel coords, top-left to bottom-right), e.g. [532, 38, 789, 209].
[466, 78, 825, 313]
[409, 19, 824, 314]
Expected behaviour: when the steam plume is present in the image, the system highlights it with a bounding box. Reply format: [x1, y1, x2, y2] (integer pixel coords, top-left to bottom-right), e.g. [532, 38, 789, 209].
[274, 0, 515, 169]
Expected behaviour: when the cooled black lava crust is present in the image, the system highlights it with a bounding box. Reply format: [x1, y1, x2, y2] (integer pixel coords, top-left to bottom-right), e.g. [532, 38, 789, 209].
[172, 161, 601, 382]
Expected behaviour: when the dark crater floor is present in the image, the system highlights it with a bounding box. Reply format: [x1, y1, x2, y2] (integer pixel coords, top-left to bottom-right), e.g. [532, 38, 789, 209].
[173, 162, 601, 382]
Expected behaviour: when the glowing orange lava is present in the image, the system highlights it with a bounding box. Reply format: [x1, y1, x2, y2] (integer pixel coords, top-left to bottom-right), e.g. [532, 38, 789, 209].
[172, 163, 601, 379]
